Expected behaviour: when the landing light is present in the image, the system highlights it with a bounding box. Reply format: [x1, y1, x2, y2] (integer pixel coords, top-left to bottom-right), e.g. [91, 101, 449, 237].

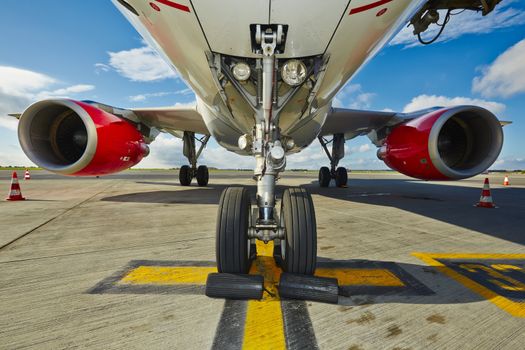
[232, 62, 251, 81]
[281, 59, 307, 86]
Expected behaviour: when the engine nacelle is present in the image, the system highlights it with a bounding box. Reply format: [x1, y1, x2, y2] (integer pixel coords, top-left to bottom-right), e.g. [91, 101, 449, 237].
[18, 99, 149, 176]
[378, 106, 503, 180]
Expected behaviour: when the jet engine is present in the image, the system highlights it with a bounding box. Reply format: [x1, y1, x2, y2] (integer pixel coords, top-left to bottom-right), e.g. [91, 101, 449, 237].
[18, 99, 149, 176]
[377, 106, 503, 180]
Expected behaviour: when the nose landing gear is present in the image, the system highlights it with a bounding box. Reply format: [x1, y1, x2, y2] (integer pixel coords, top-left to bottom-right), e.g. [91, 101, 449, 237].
[214, 24, 317, 275]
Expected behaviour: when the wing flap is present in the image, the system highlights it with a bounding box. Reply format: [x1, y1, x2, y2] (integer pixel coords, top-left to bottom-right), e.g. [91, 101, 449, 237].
[320, 108, 397, 139]
[131, 105, 209, 135]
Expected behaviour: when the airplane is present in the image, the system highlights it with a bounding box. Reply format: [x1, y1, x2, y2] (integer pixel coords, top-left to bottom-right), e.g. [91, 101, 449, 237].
[14, 0, 505, 276]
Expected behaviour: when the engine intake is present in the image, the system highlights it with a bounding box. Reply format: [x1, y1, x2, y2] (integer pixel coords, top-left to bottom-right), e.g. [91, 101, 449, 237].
[378, 106, 503, 180]
[18, 99, 149, 176]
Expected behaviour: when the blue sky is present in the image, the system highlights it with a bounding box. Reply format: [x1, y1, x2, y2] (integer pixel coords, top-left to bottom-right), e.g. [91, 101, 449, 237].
[0, 0, 524, 170]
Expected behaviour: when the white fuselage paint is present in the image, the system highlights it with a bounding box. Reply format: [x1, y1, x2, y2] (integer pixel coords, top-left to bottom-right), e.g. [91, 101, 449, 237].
[113, 0, 426, 153]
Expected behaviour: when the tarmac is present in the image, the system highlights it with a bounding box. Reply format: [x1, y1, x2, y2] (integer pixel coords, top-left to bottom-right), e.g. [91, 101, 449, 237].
[1, 170, 524, 350]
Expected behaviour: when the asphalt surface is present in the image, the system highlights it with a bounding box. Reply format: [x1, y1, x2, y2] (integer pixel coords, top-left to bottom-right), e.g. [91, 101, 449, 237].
[1, 170, 524, 349]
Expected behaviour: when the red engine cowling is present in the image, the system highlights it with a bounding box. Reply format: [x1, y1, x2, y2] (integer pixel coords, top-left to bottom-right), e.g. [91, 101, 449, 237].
[378, 106, 503, 180]
[18, 99, 149, 176]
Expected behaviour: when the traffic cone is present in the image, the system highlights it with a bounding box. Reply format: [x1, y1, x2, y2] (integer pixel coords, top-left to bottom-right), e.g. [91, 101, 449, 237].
[475, 178, 495, 208]
[6, 172, 25, 201]
[24, 169, 31, 180]
[503, 175, 510, 186]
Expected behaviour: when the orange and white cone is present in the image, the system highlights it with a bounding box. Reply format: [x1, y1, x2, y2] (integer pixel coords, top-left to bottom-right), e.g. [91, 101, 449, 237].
[24, 170, 31, 180]
[476, 178, 495, 208]
[6, 171, 25, 201]
[503, 175, 510, 186]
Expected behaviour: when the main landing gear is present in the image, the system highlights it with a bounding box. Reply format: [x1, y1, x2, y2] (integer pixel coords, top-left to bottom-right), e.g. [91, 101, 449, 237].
[179, 131, 210, 187]
[214, 24, 317, 275]
[318, 134, 348, 187]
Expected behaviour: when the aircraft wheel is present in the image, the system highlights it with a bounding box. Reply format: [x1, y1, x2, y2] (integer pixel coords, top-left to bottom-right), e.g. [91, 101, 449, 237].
[335, 167, 348, 187]
[280, 187, 317, 275]
[318, 166, 331, 187]
[196, 165, 209, 187]
[216, 187, 252, 273]
[179, 165, 192, 186]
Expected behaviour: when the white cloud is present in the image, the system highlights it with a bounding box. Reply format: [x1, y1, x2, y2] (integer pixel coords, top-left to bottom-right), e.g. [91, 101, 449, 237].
[36, 84, 95, 100]
[0, 66, 56, 97]
[0, 65, 95, 133]
[128, 88, 193, 102]
[287, 143, 326, 169]
[136, 134, 184, 168]
[201, 147, 255, 169]
[491, 157, 525, 170]
[333, 84, 376, 109]
[130, 94, 147, 102]
[136, 134, 255, 169]
[0, 143, 34, 167]
[355, 144, 372, 153]
[403, 94, 506, 115]
[391, 4, 525, 47]
[472, 39, 525, 98]
[102, 46, 177, 82]
[94, 63, 111, 74]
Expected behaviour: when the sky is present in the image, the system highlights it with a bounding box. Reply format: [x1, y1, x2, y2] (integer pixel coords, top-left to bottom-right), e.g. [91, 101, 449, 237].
[0, 0, 524, 170]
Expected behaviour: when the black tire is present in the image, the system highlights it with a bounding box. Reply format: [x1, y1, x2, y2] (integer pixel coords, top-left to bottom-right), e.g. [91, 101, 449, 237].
[216, 187, 252, 273]
[335, 167, 348, 187]
[280, 187, 317, 275]
[196, 165, 209, 187]
[318, 166, 331, 187]
[179, 165, 192, 186]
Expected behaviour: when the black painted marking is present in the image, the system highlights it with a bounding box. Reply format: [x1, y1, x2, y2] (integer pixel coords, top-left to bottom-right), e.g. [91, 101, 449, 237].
[282, 300, 319, 350]
[437, 259, 525, 302]
[90, 259, 433, 297]
[211, 300, 247, 350]
[90, 258, 432, 350]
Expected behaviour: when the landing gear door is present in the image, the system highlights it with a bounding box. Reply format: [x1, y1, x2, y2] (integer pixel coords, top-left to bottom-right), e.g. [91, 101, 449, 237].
[191, 0, 270, 58]
[269, 0, 349, 57]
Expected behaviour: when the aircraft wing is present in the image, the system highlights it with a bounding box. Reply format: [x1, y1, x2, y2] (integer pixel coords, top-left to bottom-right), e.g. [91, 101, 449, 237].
[319, 107, 434, 141]
[82, 101, 210, 136]
[320, 108, 397, 140]
[131, 105, 209, 135]
[320, 107, 510, 142]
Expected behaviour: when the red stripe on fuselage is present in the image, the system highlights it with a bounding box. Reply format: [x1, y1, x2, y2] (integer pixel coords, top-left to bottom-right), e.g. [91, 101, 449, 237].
[155, 0, 190, 13]
[349, 0, 393, 15]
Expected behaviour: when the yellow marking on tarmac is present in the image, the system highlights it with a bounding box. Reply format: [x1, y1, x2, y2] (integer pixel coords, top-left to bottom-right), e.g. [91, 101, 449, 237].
[121, 266, 217, 285]
[315, 268, 404, 287]
[459, 263, 525, 292]
[243, 241, 286, 350]
[414, 253, 525, 260]
[413, 253, 525, 318]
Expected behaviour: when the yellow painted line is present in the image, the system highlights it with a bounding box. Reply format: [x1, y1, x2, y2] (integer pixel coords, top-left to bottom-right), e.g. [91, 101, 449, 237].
[315, 268, 404, 287]
[412, 252, 525, 318]
[413, 253, 525, 260]
[243, 241, 285, 350]
[120, 266, 217, 285]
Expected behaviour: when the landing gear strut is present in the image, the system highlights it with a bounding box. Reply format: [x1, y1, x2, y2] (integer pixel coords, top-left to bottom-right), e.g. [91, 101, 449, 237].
[179, 131, 210, 186]
[214, 24, 317, 275]
[318, 134, 348, 187]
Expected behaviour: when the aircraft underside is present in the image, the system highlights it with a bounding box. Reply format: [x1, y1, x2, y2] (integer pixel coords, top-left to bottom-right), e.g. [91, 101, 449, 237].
[15, 0, 505, 276]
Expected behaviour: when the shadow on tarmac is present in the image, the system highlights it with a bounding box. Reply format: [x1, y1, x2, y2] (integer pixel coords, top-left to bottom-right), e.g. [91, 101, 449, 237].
[101, 177, 525, 245]
[305, 178, 525, 246]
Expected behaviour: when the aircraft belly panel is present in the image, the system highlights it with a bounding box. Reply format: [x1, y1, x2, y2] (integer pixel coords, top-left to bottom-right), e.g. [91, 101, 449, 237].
[271, 0, 350, 58]
[191, 0, 270, 57]
[315, 0, 427, 108]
